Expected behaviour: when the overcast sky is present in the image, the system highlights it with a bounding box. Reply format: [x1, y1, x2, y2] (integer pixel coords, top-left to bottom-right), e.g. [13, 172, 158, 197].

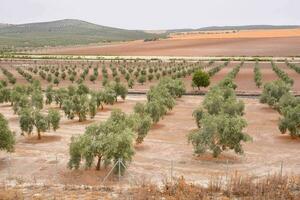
[0, 0, 299, 30]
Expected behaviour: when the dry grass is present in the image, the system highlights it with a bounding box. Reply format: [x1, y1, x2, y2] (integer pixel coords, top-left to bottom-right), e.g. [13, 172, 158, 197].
[0, 187, 23, 200]
[0, 174, 299, 199]
[125, 174, 300, 200]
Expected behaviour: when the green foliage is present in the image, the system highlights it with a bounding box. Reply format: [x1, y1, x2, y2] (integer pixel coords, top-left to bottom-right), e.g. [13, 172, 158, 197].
[0, 113, 15, 152]
[0, 83, 11, 104]
[189, 83, 251, 157]
[53, 77, 60, 85]
[260, 80, 299, 138]
[34, 111, 49, 139]
[286, 61, 300, 74]
[129, 78, 186, 143]
[112, 82, 128, 101]
[138, 75, 146, 85]
[271, 61, 293, 85]
[45, 85, 54, 105]
[192, 70, 210, 90]
[47, 109, 61, 131]
[276, 93, 300, 138]
[0, 19, 161, 48]
[19, 107, 61, 139]
[260, 80, 290, 108]
[131, 109, 152, 144]
[31, 89, 44, 110]
[89, 74, 96, 83]
[216, 62, 243, 91]
[279, 104, 300, 137]
[128, 78, 134, 88]
[68, 109, 135, 172]
[254, 62, 262, 88]
[189, 113, 249, 157]
[207, 61, 230, 77]
[61, 84, 95, 122]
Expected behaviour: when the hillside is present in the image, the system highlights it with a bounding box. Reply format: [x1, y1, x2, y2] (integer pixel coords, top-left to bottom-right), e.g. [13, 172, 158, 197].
[167, 25, 300, 33]
[0, 23, 11, 28]
[0, 19, 161, 48]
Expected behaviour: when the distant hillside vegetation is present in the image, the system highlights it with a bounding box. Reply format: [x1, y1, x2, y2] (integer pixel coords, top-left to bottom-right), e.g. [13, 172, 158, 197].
[0, 19, 161, 48]
[167, 25, 300, 33]
[0, 23, 11, 28]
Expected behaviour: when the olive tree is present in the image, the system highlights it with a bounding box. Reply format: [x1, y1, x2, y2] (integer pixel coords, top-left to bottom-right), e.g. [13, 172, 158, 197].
[0, 113, 15, 152]
[61, 84, 96, 122]
[260, 80, 290, 108]
[189, 85, 251, 157]
[189, 113, 250, 157]
[192, 70, 210, 90]
[47, 109, 61, 131]
[279, 105, 300, 138]
[277, 93, 300, 138]
[132, 103, 152, 143]
[19, 108, 61, 139]
[45, 85, 54, 105]
[68, 109, 135, 172]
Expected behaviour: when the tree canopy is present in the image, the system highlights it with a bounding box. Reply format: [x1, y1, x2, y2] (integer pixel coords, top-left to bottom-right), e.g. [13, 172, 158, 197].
[189, 84, 251, 157]
[0, 113, 15, 152]
[192, 70, 210, 90]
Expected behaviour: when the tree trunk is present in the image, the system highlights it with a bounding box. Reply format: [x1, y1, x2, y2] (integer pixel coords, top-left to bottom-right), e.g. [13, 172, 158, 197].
[96, 156, 102, 171]
[37, 131, 41, 140]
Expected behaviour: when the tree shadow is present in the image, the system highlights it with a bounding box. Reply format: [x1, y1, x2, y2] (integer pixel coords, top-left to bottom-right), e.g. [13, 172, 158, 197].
[22, 135, 62, 144]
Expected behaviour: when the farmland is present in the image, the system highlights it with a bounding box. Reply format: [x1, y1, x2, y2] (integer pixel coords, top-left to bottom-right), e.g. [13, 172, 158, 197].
[0, 58, 299, 94]
[0, 57, 300, 199]
[44, 28, 300, 57]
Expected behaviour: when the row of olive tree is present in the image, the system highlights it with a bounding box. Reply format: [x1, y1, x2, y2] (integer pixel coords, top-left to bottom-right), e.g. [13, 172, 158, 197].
[286, 61, 300, 74]
[0, 80, 61, 140]
[260, 80, 300, 137]
[133, 78, 186, 143]
[254, 61, 262, 88]
[207, 61, 230, 77]
[68, 78, 186, 172]
[45, 81, 128, 122]
[1, 68, 16, 84]
[271, 61, 294, 85]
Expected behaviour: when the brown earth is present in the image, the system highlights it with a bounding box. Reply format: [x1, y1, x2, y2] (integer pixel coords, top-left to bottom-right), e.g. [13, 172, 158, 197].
[170, 28, 300, 39]
[44, 37, 300, 57]
[1, 95, 300, 188]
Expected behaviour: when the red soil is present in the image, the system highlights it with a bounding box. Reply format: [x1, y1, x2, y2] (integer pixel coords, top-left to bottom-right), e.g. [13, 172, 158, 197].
[45, 37, 300, 57]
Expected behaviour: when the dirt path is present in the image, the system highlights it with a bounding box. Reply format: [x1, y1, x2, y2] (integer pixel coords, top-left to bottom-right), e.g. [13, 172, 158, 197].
[234, 63, 260, 93]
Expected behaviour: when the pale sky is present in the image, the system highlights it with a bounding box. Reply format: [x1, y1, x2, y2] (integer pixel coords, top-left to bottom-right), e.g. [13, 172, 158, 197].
[0, 0, 299, 30]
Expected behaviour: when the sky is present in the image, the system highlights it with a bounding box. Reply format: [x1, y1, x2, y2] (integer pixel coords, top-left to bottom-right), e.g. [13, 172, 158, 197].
[0, 0, 299, 30]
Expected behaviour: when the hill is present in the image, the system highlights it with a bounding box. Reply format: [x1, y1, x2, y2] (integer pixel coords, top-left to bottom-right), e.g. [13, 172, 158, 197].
[0, 23, 11, 28]
[0, 19, 161, 48]
[167, 25, 300, 33]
